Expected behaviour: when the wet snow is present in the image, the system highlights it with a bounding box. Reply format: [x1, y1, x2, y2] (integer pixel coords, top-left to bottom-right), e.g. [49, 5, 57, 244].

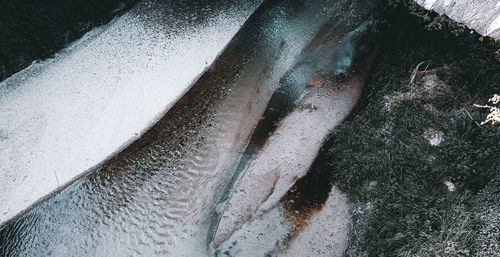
[0, 0, 261, 226]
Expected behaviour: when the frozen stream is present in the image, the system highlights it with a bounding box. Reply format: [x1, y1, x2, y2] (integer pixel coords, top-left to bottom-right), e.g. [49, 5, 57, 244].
[0, 0, 262, 226]
[0, 0, 374, 256]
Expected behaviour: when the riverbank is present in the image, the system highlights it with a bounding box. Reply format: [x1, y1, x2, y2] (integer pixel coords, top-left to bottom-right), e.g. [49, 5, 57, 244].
[316, 2, 500, 256]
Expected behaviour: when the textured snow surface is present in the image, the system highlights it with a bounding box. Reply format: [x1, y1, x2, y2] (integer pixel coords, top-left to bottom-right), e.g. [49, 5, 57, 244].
[215, 77, 364, 245]
[0, 0, 260, 226]
[216, 207, 292, 257]
[273, 188, 350, 257]
[216, 188, 350, 257]
[214, 22, 374, 246]
[414, 0, 500, 40]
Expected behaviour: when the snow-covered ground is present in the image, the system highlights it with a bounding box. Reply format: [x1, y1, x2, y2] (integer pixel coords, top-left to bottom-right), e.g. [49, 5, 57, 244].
[0, 0, 262, 226]
[273, 187, 350, 257]
[213, 22, 375, 247]
[0, 1, 358, 254]
[216, 187, 350, 257]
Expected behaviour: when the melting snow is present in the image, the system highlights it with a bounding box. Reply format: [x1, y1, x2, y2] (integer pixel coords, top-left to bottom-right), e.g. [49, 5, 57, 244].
[0, 0, 261, 226]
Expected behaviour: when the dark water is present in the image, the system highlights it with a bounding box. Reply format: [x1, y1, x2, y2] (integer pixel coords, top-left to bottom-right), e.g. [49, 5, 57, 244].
[0, 0, 373, 256]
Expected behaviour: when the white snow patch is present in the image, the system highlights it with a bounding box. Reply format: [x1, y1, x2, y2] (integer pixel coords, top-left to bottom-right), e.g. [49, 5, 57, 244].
[443, 0, 453, 7]
[422, 0, 438, 9]
[216, 206, 292, 257]
[444, 180, 456, 192]
[487, 14, 500, 35]
[216, 187, 350, 257]
[423, 128, 444, 146]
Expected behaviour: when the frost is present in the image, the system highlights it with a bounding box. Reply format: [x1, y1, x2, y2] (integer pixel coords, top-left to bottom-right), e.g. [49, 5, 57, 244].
[444, 180, 455, 192]
[423, 128, 444, 146]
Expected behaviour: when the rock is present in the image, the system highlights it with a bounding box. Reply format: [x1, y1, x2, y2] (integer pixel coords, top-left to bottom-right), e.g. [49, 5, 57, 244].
[413, 0, 500, 40]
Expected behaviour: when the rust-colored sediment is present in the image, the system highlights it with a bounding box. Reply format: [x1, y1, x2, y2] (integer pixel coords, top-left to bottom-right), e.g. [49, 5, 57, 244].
[279, 140, 332, 233]
[307, 76, 328, 87]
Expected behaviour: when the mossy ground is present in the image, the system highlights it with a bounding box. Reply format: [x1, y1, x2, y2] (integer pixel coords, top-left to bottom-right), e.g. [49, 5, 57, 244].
[0, 0, 137, 82]
[312, 2, 500, 256]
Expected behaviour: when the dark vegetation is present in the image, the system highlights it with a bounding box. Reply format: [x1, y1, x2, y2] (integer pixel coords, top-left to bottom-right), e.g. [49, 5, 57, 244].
[312, 1, 500, 256]
[0, 0, 138, 82]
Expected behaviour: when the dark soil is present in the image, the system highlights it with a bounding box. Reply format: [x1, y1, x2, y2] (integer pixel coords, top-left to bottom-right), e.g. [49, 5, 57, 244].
[0, 0, 138, 82]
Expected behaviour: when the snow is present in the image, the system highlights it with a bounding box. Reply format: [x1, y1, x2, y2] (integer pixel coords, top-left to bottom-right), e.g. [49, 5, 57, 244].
[214, 28, 375, 244]
[422, 0, 437, 9]
[273, 187, 350, 257]
[215, 187, 350, 257]
[214, 76, 364, 245]
[487, 15, 500, 35]
[423, 128, 444, 146]
[444, 181, 456, 192]
[0, 0, 261, 226]
[414, 0, 500, 40]
[216, 207, 292, 257]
